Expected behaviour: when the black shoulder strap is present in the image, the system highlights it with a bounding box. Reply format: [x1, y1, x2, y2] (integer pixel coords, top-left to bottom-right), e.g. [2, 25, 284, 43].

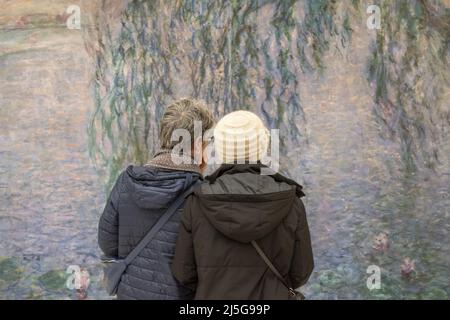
[124, 177, 200, 265]
[251, 240, 297, 296]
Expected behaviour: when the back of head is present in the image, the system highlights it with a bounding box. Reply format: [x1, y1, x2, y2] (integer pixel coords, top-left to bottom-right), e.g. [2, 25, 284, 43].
[214, 110, 269, 164]
[159, 98, 215, 150]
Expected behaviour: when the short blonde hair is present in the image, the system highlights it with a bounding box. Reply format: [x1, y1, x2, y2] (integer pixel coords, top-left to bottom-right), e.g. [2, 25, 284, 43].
[159, 98, 214, 149]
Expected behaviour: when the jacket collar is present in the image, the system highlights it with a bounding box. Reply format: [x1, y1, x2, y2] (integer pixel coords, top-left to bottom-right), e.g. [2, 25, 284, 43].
[206, 163, 305, 197]
[146, 149, 202, 175]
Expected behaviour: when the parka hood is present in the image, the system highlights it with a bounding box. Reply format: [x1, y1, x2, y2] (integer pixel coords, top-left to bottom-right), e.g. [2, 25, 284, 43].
[196, 164, 304, 243]
[124, 165, 201, 210]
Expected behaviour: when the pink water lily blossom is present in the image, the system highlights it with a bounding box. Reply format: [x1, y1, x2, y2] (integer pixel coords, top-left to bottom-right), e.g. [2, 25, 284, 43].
[401, 257, 415, 278]
[372, 232, 389, 252]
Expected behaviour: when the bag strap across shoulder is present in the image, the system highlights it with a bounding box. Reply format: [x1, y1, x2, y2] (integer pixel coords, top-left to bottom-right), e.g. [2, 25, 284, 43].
[124, 175, 200, 265]
[251, 240, 298, 297]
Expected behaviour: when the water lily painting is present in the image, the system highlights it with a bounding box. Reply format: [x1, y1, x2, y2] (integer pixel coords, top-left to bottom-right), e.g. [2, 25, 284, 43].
[0, 0, 449, 301]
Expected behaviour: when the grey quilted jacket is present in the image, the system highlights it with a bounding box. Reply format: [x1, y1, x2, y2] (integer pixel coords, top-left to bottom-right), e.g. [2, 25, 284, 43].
[98, 165, 200, 300]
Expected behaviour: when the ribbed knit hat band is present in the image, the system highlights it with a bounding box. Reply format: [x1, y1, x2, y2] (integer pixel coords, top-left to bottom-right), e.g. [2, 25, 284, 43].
[214, 110, 269, 163]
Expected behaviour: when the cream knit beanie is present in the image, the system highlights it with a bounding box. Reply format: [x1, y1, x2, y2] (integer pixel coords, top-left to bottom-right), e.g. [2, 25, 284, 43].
[214, 110, 269, 164]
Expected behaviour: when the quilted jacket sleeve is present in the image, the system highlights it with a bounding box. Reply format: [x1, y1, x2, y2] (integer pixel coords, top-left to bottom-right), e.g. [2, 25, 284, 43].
[171, 196, 198, 291]
[289, 197, 314, 289]
[98, 172, 123, 258]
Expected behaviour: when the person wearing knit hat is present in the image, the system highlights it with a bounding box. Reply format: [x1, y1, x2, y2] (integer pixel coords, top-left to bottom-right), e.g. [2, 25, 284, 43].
[172, 110, 314, 300]
[214, 110, 269, 164]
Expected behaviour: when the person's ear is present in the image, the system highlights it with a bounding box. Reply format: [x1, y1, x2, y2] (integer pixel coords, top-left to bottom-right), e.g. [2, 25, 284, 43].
[193, 135, 203, 165]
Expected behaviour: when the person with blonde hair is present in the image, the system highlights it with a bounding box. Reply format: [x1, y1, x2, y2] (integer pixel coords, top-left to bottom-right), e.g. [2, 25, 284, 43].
[172, 110, 314, 299]
[98, 98, 214, 299]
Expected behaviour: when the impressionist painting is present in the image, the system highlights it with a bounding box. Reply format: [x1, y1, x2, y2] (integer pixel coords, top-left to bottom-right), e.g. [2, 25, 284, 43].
[0, 0, 449, 300]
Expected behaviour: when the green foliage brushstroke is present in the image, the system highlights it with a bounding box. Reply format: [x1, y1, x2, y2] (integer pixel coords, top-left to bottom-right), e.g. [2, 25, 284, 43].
[85, 0, 351, 192]
[367, 0, 449, 173]
[84, 0, 449, 193]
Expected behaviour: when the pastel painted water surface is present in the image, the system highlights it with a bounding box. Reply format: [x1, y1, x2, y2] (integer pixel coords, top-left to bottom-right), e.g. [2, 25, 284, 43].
[0, 0, 449, 299]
